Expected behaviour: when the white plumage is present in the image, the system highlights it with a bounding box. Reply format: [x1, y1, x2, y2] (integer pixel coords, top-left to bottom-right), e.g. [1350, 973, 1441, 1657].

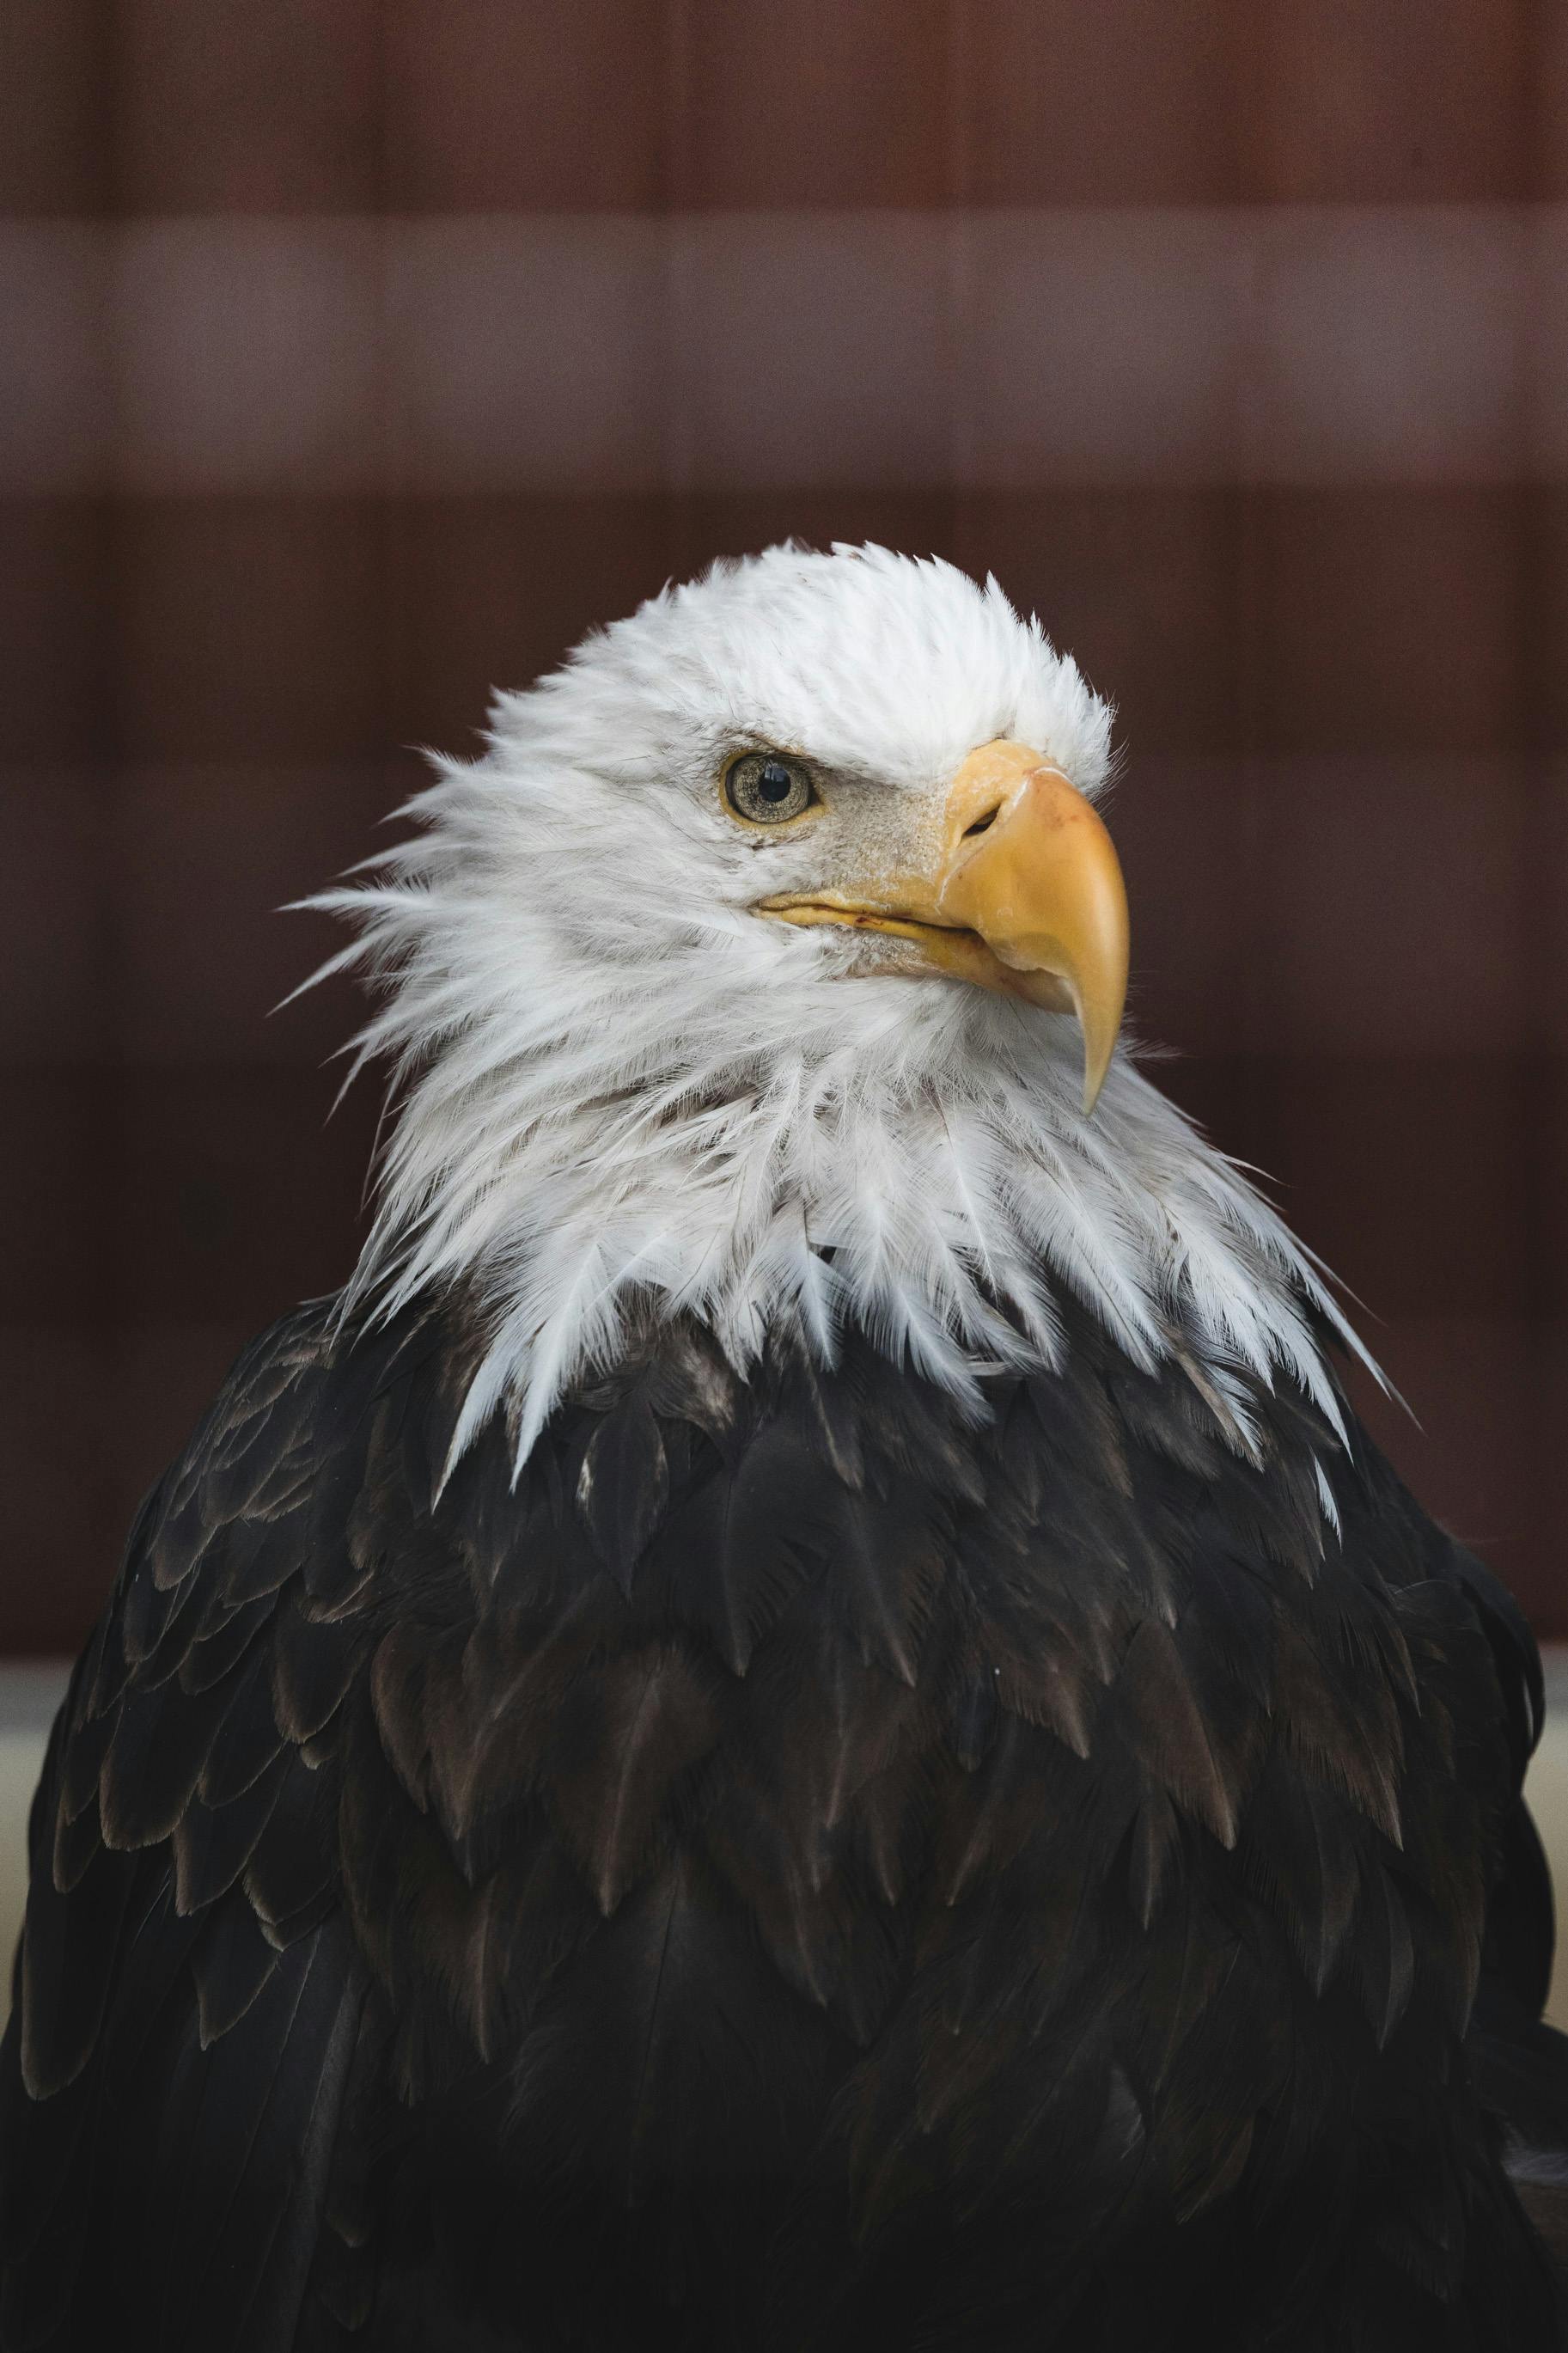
[305, 543, 1368, 1482]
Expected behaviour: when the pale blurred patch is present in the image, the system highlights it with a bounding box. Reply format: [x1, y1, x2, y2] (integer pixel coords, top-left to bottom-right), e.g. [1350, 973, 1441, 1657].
[0, 1665, 69, 2026]
[1531, 1652, 1568, 2031]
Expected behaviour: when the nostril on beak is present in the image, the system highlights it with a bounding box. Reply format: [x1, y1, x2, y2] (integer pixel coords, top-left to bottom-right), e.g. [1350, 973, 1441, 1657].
[962, 805, 1001, 839]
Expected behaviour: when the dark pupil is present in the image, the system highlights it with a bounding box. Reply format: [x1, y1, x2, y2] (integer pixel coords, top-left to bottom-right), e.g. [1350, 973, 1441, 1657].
[757, 761, 794, 804]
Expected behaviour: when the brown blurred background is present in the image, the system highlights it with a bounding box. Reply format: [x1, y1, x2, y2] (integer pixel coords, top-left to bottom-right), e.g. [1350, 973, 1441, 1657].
[2, 0, 1566, 1659]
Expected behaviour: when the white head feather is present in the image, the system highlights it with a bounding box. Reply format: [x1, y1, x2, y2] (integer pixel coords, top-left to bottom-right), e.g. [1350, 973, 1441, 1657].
[305, 543, 1365, 1483]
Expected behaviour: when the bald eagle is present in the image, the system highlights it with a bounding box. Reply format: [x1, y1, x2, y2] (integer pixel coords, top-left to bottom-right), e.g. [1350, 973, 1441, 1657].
[3, 545, 1566, 2350]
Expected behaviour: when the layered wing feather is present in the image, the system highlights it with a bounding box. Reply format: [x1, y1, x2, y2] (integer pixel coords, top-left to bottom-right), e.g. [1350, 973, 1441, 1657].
[0, 1305, 376, 2352]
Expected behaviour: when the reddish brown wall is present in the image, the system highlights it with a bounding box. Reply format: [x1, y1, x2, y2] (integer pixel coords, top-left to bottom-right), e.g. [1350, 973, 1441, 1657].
[3, 2, 1565, 1648]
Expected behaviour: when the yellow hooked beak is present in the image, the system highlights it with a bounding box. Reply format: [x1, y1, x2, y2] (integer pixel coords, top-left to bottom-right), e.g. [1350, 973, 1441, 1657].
[759, 739, 1130, 1115]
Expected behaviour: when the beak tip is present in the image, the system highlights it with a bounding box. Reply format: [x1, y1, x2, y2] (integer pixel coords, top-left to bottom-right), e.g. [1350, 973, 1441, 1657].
[1080, 1036, 1116, 1119]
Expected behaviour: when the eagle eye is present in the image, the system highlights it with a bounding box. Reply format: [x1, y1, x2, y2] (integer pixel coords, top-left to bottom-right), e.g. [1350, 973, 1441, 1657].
[724, 751, 816, 826]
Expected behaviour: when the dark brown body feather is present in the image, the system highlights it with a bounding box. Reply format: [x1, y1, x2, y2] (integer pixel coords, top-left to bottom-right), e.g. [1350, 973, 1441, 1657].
[1, 1291, 1564, 2350]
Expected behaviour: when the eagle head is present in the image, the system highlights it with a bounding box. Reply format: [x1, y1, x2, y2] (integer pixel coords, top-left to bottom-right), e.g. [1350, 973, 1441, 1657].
[313, 544, 1353, 1473]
